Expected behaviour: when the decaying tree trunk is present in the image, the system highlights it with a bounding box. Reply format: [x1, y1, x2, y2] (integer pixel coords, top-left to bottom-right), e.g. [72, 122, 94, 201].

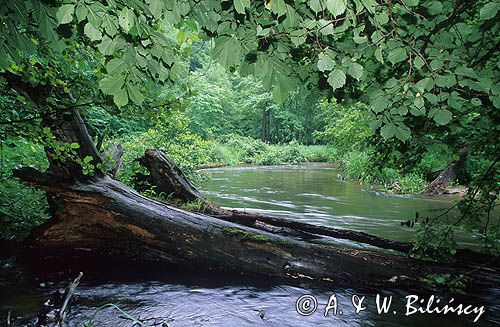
[13, 146, 499, 290]
[138, 150, 499, 270]
[137, 150, 202, 203]
[426, 146, 468, 195]
[0, 79, 493, 288]
[12, 167, 453, 288]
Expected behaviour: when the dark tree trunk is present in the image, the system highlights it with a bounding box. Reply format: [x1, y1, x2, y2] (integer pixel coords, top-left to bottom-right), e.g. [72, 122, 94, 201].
[3, 89, 495, 289]
[14, 167, 474, 289]
[426, 146, 468, 195]
[13, 146, 499, 290]
[137, 149, 202, 203]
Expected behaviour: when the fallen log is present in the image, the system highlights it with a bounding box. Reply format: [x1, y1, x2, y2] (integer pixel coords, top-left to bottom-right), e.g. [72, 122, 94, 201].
[140, 149, 499, 269]
[15, 166, 446, 288]
[13, 163, 499, 290]
[10, 106, 498, 290]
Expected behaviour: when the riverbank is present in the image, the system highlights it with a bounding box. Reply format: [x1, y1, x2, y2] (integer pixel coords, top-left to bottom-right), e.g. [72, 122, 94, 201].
[198, 136, 445, 196]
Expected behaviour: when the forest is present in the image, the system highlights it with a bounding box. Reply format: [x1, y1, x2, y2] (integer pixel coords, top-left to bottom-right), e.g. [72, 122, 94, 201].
[0, 0, 498, 326]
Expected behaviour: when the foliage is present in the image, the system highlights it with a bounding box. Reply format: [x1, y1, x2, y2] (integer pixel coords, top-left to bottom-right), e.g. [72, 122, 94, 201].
[424, 273, 470, 294]
[315, 101, 372, 155]
[117, 109, 213, 185]
[185, 54, 326, 145]
[0, 138, 49, 240]
[3, 0, 496, 144]
[207, 135, 328, 166]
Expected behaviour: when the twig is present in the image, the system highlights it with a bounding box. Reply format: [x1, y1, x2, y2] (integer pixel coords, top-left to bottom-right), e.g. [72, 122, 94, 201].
[419, 0, 476, 54]
[56, 272, 83, 327]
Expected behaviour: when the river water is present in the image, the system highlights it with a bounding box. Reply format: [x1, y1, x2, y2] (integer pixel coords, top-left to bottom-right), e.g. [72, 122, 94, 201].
[1, 164, 498, 326]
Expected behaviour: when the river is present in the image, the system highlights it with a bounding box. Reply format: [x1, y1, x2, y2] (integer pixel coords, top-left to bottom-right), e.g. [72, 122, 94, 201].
[1, 164, 498, 326]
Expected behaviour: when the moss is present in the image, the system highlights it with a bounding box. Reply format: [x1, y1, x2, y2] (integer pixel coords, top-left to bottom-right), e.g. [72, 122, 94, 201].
[179, 199, 212, 213]
[275, 238, 294, 247]
[222, 227, 271, 242]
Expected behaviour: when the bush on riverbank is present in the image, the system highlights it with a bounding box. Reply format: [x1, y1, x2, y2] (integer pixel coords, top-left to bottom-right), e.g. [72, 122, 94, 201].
[208, 135, 331, 166]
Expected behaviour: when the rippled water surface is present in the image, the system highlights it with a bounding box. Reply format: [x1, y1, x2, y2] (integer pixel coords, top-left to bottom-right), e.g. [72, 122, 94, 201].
[1, 164, 498, 326]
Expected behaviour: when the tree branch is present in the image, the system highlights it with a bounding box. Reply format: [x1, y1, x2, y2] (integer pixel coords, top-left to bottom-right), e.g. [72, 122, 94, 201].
[419, 0, 477, 54]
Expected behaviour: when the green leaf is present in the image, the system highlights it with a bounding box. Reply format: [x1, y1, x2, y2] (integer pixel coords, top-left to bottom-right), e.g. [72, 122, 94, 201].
[433, 109, 452, 125]
[176, 29, 188, 44]
[347, 62, 364, 81]
[410, 106, 425, 116]
[317, 52, 336, 72]
[119, 7, 136, 33]
[380, 124, 396, 139]
[375, 48, 383, 63]
[290, 30, 307, 46]
[318, 19, 334, 35]
[234, 0, 251, 14]
[106, 58, 128, 75]
[84, 23, 102, 41]
[371, 96, 390, 113]
[269, 0, 287, 16]
[75, 5, 88, 22]
[429, 59, 443, 71]
[414, 78, 432, 93]
[103, 15, 118, 36]
[402, 0, 419, 6]
[427, 1, 443, 15]
[273, 73, 297, 102]
[327, 69, 346, 91]
[455, 66, 479, 80]
[99, 73, 126, 95]
[395, 125, 411, 142]
[113, 87, 129, 107]
[470, 98, 482, 106]
[97, 37, 117, 56]
[127, 83, 145, 105]
[436, 75, 457, 88]
[326, 0, 346, 17]
[360, 0, 378, 14]
[413, 96, 425, 109]
[283, 5, 300, 29]
[387, 48, 407, 65]
[56, 4, 75, 25]
[353, 35, 367, 44]
[212, 36, 241, 67]
[308, 0, 322, 14]
[147, 0, 164, 19]
[480, 2, 498, 20]
[413, 56, 424, 69]
[448, 92, 464, 110]
[375, 12, 389, 25]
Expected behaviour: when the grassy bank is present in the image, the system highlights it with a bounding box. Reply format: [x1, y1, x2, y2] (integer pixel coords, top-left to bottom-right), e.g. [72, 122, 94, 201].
[201, 135, 432, 195]
[208, 135, 333, 166]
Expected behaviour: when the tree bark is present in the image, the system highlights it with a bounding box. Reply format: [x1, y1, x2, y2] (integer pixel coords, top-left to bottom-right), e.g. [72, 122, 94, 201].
[426, 146, 468, 195]
[137, 150, 202, 203]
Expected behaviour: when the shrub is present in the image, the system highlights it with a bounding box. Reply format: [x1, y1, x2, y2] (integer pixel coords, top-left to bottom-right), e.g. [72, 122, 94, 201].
[117, 111, 214, 186]
[0, 138, 49, 240]
[342, 151, 372, 180]
[254, 145, 306, 165]
[414, 146, 453, 181]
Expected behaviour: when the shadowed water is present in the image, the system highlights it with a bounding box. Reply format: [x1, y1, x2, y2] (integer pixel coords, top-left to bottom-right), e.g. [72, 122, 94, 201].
[1, 164, 498, 326]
